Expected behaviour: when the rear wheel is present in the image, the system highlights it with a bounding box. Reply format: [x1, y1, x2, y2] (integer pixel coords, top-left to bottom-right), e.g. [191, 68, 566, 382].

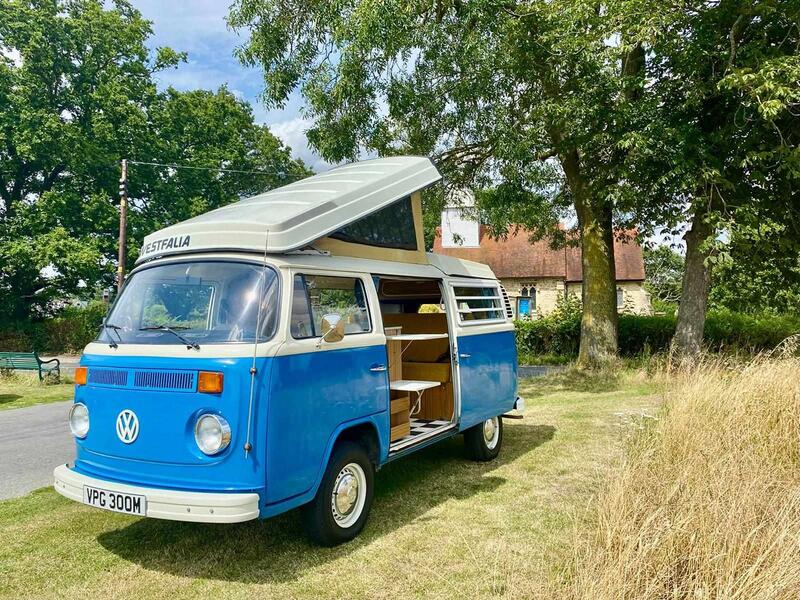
[464, 416, 503, 461]
[302, 441, 374, 546]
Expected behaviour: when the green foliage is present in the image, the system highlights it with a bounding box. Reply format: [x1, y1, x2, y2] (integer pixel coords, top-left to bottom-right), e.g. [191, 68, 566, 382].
[515, 295, 582, 359]
[0, 0, 310, 323]
[709, 227, 800, 315]
[0, 301, 107, 354]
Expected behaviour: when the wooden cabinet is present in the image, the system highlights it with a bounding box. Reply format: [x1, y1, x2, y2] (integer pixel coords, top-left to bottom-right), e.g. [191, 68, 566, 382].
[390, 393, 410, 441]
[385, 326, 403, 382]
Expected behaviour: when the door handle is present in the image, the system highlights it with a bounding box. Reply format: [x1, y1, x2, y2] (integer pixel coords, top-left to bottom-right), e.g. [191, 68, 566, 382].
[459, 353, 471, 359]
[369, 364, 387, 372]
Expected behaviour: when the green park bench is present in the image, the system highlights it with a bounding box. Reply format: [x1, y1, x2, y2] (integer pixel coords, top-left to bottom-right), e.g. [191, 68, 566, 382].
[0, 352, 60, 381]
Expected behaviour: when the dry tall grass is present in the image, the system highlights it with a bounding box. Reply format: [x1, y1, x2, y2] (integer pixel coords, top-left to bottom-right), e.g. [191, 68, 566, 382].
[571, 357, 800, 599]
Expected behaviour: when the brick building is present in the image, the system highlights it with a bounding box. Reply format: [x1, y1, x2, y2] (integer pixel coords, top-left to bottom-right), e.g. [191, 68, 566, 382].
[433, 200, 651, 318]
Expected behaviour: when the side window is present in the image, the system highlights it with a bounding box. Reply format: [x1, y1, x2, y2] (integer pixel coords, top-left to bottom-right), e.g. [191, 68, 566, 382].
[290, 274, 371, 339]
[453, 284, 505, 324]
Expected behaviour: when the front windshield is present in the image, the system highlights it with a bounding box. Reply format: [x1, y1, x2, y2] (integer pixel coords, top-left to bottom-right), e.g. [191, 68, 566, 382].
[98, 261, 279, 345]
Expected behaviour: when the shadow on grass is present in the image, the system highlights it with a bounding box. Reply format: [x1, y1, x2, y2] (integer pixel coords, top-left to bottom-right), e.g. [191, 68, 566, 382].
[0, 393, 22, 405]
[98, 422, 555, 584]
[522, 367, 622, 398]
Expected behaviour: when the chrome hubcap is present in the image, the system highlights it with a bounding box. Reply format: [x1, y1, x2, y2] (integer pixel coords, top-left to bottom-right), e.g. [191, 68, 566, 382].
[483, 417, 500, 449]
[331, 463, 366, 527]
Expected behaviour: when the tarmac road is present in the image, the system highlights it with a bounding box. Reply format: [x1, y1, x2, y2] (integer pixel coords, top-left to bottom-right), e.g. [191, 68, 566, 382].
[0, 401, 74, 500]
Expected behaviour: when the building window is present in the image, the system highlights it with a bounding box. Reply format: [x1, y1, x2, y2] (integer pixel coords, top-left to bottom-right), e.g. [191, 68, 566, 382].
[616, 287, 624, 309]
[517, 287, 536, 318]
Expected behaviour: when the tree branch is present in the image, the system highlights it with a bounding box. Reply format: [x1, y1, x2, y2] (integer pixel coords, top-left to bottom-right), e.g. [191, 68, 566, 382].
[537, 148, 558, 161]
[41, 164, 66, 192]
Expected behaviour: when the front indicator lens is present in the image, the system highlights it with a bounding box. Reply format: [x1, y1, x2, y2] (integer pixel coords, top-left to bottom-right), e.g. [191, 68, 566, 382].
[194, 414, 231, 455]
[74, 367, 87, 385]
[198, 371, 224, 394]
[69, 403, 90, 438]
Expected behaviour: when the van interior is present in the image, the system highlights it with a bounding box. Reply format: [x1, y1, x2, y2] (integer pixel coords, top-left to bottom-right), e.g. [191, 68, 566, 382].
[376, 276, 457, 453]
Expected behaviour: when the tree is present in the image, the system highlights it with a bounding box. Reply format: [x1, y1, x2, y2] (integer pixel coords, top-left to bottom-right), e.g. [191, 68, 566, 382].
[617, 0, 800, 356]
[0, 0, 309, 322]
[230, 0, 652, 366]
[128, 87, 310, 265]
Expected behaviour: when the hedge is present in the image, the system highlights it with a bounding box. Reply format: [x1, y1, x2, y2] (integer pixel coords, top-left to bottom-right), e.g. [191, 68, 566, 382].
[517, 309, 800, 359]
[2, 301, 799, 358]
[0, 302, 107, 354]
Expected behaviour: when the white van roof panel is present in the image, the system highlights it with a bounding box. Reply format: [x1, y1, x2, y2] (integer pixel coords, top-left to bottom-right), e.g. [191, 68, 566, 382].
[136, 156, 441, 263]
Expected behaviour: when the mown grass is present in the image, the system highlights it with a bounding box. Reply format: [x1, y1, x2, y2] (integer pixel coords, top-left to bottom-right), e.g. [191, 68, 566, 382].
[0, 369, 659, 599]
[0, 373, 73, 411]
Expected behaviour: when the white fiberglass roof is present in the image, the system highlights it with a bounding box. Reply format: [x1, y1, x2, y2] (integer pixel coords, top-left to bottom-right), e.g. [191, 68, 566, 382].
[136, 156, 441, 263]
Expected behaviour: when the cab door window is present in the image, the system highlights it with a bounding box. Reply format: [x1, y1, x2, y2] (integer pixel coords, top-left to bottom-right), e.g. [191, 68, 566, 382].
[290, 274, 371, 339]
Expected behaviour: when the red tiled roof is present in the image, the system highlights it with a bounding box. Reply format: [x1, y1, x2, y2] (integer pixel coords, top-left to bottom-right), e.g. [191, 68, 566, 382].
[432, 226, 645, 282]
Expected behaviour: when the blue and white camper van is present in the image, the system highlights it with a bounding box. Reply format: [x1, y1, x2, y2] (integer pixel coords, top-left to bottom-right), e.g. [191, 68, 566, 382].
[54, 156, 522, 545]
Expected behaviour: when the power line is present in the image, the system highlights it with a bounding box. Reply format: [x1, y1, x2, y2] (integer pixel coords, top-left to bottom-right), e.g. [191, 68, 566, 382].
[127, 159, 308, 178]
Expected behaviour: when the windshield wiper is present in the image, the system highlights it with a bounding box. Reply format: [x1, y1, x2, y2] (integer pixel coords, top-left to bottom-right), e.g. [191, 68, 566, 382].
[139, 324, 200, 350]
[99, 322, 123, 348]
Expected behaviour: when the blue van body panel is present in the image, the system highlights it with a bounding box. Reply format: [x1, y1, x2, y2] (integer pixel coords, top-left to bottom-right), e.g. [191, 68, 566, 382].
[456, 330, 518, 430]
[259, 412, 386, 517]
[73, 353, 271, 500]
[263, 343, 390, 504]
[70, 326, 515, 520]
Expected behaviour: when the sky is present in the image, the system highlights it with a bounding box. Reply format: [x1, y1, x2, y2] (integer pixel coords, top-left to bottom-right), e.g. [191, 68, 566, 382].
[131, 0, 330, 171]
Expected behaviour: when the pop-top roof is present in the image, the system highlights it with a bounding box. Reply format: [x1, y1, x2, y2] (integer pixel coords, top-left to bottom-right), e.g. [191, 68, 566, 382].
[137, 156, 441, 263]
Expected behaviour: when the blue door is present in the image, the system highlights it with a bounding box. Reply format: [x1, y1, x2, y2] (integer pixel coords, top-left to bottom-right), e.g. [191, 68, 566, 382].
[517, 297, 531, 317]
[264, 273, 390, 505]
[457, 330, 517, 429]
[451, 282, 518, 430]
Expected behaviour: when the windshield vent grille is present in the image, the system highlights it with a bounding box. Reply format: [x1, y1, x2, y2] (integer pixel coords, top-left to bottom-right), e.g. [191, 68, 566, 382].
[88, 368, 129, 386]
[133, 370, 196, 391]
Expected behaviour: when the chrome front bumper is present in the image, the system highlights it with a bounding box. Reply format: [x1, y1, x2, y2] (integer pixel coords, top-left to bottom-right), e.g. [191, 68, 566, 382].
[53, 464, 260, 523]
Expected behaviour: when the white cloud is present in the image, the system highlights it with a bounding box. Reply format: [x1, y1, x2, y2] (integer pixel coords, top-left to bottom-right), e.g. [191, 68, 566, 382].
[269, 117, 333, 172]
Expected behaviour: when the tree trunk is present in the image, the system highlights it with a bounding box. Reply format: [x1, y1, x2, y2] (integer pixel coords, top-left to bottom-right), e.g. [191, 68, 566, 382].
[673, 209, 713, 357]
[561, 149, 618, 367]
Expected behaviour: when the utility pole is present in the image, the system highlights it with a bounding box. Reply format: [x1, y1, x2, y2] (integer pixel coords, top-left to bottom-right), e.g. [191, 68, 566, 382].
[117, 159, 128, 293]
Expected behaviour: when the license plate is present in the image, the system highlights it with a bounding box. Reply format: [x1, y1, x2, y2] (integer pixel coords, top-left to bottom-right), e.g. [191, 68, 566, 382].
[83, 485, 146, 516]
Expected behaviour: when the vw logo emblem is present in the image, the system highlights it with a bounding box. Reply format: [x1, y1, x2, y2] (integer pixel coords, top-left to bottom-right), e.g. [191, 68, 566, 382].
[116, 409, 139, 444]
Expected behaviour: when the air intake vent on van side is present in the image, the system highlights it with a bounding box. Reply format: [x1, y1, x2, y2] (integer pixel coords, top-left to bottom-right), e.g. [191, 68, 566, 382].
[85, 368, 197, 392]
[133, 369, 196, 392]
[88, 368, 129, 387]
[499, 286, 514, 319]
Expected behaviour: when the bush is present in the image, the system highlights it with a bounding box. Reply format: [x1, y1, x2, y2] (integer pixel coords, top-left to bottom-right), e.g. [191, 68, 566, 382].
[0, 301, 107, 354]
[516, 308, 800, 362]
[515, 295, 582, 359]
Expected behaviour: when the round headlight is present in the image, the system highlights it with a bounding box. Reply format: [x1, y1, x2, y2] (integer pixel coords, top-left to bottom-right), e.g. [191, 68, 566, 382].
[194, 414, 231, 455]
[69, 403, 90, 439]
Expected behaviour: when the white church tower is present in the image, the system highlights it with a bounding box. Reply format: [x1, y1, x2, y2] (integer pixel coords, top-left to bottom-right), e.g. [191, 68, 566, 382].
[440, 189, 480, 248]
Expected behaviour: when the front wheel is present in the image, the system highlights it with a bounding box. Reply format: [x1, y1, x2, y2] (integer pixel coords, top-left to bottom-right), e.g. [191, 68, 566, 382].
[302, 441, 374, 546]
[464, 416, 503, 461]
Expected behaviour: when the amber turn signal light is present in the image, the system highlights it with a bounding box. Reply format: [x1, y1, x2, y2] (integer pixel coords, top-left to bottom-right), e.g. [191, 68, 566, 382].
[198, 371, 224, 394]
[74, 366, 88, 386]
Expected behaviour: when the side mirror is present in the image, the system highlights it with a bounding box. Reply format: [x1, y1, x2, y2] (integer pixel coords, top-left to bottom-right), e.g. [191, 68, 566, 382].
[317, 314, 345, 347]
